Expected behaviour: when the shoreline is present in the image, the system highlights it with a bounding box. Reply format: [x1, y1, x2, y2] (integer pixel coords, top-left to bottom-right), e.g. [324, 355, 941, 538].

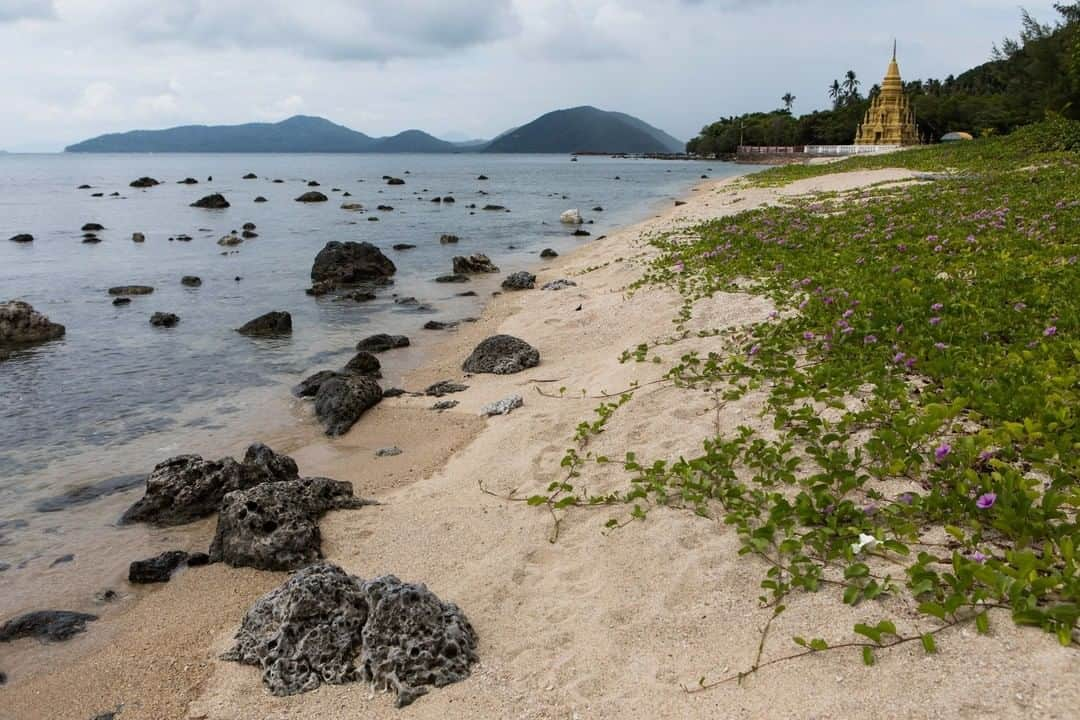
[5, 167, 1076, 719]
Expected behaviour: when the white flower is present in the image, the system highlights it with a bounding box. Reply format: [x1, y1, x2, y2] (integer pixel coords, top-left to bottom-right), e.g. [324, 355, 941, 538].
[851, 533, 877, 555]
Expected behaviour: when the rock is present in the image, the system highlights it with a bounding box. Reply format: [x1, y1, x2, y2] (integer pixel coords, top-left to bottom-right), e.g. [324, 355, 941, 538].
[540, 248, 558, 258]
[112, 297, 130, 306]
[129, 177, 160, 188]
[0, 610, 98, 643]
[209, 478, 369, 571]
[93, 589, 118, 604]
[377, 205, 394, 211]
[294, 370, 340, 398]
[382, 387, 406, 398]
[82, 223, 105, 232]
[560, 209, 583, 224]
[132, 232, 145, 243]
[128, 550, 189, 584]
[423, 320, 457, 331]
[242, 222, 256, 231]
[77, 184, 92, 189]
[33, 474, 145, 513]
[0, 301, 66, 346]
[242, 230, 258, 239]
[386, 177, 405, 185]
[435, 274, 470, 284]
[480, 394, 523, 417]
[82, 234, 101, 244]
[178, 177, 198, 184]
[392, 243, 415, 251]
[439, 234, 460, 244]
[296, 191, 328, 203]
[222, 563, 477, 706]
[482, 204, 505, 211]
[457, 290, 478, 297]
[107, 285, 153, 296]
[395, 296, 419, 306]
[237, 311, 292, 336]
[432, 400, 459, 411]
[310, 241, 396, 290]
[367, 216, 379, 222]
[340, 290, 376, 302]
[674, 200, 687, 206]
[50, 554, 74, 567]
[243, 173, 258, 179]
[501, 271, 536, 291]
[344, 351, 381, 377]
[542, 279, 577, 291]
[314, 375, 382, 436]
[307, 180, 320, 187]
[187, 552, 210, 566]
[573, 229, 591, 237]
[452, 254, 499, 274]
[181, 276, 202, 287]
[341, 202, 363, 210]
[425, 380, 468, 397]
[254, 196, 268, 203]
[375, 447, 403, 457]
[356, 334, 410, 353]
[592, 206, 604, 212]
[191, 194, 230, 209]
[121, 443, 299, 526]
[150, 312, 179, 327]
[442, 196, 455, 203]
[430, 196, 442, 203]
[9, 234, 32, 243]
[91, 192, 103, 197]
[462, 335, 539, 375]
[477, 174, 488, 180]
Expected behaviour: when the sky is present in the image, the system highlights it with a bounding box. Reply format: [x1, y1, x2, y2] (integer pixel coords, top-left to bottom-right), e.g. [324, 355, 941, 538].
[0, 0, 1065, 151]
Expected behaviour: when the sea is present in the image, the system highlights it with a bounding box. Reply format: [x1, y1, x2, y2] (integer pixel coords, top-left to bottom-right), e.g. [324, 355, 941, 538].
[0, 152, 753, 616]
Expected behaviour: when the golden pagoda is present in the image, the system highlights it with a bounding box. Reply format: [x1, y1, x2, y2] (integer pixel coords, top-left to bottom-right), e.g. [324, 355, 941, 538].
[855, 42, 919, 145]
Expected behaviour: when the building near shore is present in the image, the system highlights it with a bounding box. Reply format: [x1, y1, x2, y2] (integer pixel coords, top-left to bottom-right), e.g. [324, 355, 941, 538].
[855, 43, 920, 146]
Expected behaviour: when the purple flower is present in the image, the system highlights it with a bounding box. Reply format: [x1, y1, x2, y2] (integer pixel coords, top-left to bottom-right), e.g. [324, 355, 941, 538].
[934, 342, 948, 350]
[976, 492, 997, 509]
[673, 262, 685, 273]
[978, 449, 994, 463]
[748, 344, 761, 356]
[864, 334, 878, 345]
[934, 245, 944, 253]
[930, 316, 942, 326]
[803, 331, 815, 341]
[905, 356, 917, 369]
[969, 550, 988, 564]
[897, 492, 915, 505]
[893, 351, 906, 364]
[800, 277, 812, 287]
[931, 303, 944, 312]
[842, 309, 854, 319]
[1014, 302, 1026, 312]
[1044, 326, 1057, 337]
[934, 443, 951, 462]
[896, 323, 904, 334]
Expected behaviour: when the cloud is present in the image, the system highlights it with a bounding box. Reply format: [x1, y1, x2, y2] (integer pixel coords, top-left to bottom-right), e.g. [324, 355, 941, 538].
[0, 0, 54, 22]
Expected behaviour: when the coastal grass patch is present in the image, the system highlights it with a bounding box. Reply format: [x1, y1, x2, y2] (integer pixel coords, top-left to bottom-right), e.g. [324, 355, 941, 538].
[529, 120, 1080, 679]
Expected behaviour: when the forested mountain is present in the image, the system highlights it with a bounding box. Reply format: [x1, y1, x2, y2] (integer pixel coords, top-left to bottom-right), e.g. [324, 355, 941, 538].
[482, 106, 684, 153]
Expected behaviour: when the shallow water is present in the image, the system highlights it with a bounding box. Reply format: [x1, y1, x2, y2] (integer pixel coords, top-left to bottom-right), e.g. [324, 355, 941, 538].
[0, 152, 752, 614]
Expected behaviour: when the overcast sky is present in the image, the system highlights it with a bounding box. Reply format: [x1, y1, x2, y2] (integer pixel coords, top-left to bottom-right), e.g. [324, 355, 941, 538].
[0, 0, 1064, 151]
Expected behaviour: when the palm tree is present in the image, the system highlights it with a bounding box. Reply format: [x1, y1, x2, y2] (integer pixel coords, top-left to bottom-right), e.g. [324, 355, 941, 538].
[781, 92, 796, 112]
[828, 80, 842, 108]
[843, 70, 861, 101]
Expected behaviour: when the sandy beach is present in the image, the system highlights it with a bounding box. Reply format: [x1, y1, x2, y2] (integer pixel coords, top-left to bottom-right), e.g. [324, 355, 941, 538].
[4, 167, 1078, 720]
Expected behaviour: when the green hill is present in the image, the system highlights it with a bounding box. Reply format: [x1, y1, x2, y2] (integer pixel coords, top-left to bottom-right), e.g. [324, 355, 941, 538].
[482, 106, 684, 154]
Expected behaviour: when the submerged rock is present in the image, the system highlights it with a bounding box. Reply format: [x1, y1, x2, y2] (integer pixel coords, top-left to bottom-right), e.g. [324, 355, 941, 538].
[129, 550, 189, 584]
[181, 275, 201, 287]
[501, 271, 536, 291]
[310, 241, 396, 290]
[439, 234, 459, 244]
[150, 312, 179, 327]
[452, 254, 499, 274]
[0, 610, 98, 643]
[222, 564, 477, 706]
[33, 474, 145, 513]
[237, 311, 292, 336]
[82, 223, 105, 232]
[191, 193, 230, 209]
[209, 478, 369, 570]
[356, 333, 410, 353]
[129, 177, 160, 188]
[392, 243, 415, 251]
[108, 285, 153, 295]
[462, 335, 539, 375]
[295, 191, 329, 203]
[435, 274, 470, 284]
[386, 177, 405, 185]
[314, 375, 382, 436]
[0, 301, 65, 346]
[121, 443, 299, 526]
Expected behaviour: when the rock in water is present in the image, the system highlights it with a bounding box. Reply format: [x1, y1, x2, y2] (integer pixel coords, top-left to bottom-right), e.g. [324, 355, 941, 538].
[107, 285, 153, 296]
[0, 610, 98, 643]
[540, 248, 558, 258]
[128, 550, 189, 584]
[209, 478, 369, 570]
[313, 375, 382, 436]
[222, 563, 477, 706]
[501, 271, 536, 291]
[480, 394, 524, 417]
[0, 301, 65, 346]
[237, 311, 292, 336]
[9, 234, 33, 243]
[560, 209, 583, 224]
[190, 193, 230, 209]
[149, 312, 179, 327]
[386, 177, 405, 185]
[344, 351, 381, 377]
[462, 335, 539, 375]
[452, 254, 499, 274]
[434, 274, 470, 284]
[310, 241, 396, 290]
[181, 275, 201, 287]
[129, 177, 160, 188]
[132, 232, 146, 243]
[295, 191, 329, 203]
[355, 333, 409, 353]
[293, 370, 340, 398]
[121, 443, 299, 526]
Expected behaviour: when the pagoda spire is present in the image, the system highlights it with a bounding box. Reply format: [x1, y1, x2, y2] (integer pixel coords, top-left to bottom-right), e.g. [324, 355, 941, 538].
[892, 38, 897, 61]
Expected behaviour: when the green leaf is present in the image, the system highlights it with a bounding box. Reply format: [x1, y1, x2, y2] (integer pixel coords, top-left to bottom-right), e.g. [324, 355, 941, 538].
[862, 647, 876, 666]
[845, 563, 870, 579]
[921, 633, 937, 654]
[853, 623, 882, 644]
[526, 495, 547, 506]
[793, 636, 808, 647]
[809, 638, 829, 651]
[975, 611, 990, 634]
[918, 602, 947, 620]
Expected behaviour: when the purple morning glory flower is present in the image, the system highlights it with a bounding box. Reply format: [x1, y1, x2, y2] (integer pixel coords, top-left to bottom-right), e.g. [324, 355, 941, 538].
[897, 493, 915, 505]
[976, 492, 997, 509]
[864, 334, 877, 345]
[931, 303, 943, 311]
[930, 316, 942, 326]
[893, 351, 906, 364]
[934, 342, 948, 350]
[934, 443, 951, 462]
[969, 551, 988, 564]
[843, 309, 854, 319]
[748, 344, 761, 356]
[673, 262, 685, 272]
[803, 331, 815, 341]
[1013, 302, 1026, 312]
[1044, 326, 1057, 337]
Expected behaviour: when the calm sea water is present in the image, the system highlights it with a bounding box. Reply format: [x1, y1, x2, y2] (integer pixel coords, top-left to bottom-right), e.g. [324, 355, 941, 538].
[0, 152, 751, 611]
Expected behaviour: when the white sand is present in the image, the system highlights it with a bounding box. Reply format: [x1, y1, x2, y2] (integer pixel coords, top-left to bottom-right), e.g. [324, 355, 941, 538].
[5, 168, 1077, 720]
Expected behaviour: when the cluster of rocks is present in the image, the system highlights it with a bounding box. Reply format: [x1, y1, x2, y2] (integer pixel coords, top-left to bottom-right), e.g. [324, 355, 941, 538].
[307, 241, 396, 297]
[501, 271, 536, 291]
[452, 254, 498, 274]
[0, 301, 65, 348]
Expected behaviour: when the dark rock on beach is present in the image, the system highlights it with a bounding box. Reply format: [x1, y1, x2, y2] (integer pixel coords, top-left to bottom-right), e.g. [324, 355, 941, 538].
[314, 375, 382, 436]
[296, 191, 328, 203]
[237, 311, 292, 336]
[293, 370, 340, 398]
[121, 443, 299, 526]
[453, 254, 499, 274]
[129, 550, 189, 584]
[310, 241, 396, 290]
[423, 320, 457, 331]
[344, 351, 381, 378]
[178, 177, 198, 185]
[209, 478, 369, 571]
[501, 271, 536, 290]
[0, 610, 98, 643]
[435, 274, 470, 283]
[150, 312, 179, 327]
[243, 172, 258, 179]
[425, 380, 468, 397]
[132, 232, 145, 242]
[463, 335, 539, 375]
[0, 301, 66, 346]
[356, 333, 410, 353]
[540, 248, 558, 258]
[222, 563, 477, 706]
[191, 193, 230, 209]
[340, 290, 376, 302]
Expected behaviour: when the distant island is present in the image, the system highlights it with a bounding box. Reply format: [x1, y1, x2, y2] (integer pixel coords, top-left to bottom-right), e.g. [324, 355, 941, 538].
[64, 107, 684, 155]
